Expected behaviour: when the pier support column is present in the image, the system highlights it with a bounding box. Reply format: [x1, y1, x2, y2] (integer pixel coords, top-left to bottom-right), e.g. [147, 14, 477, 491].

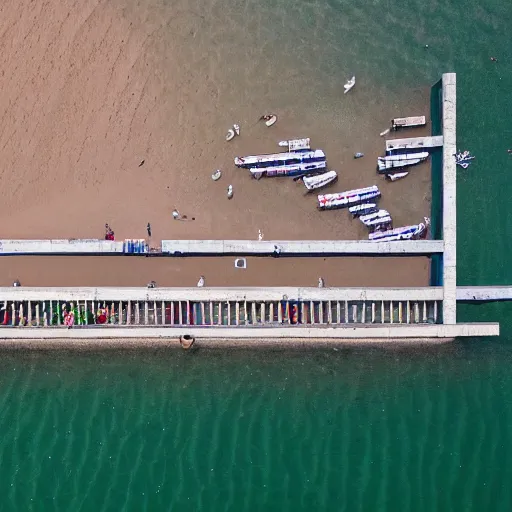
[442, 73, 457, 324]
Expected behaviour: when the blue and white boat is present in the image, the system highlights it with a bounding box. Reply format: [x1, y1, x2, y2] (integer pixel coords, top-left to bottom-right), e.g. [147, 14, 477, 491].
[235, 149, 325, 169]
[369, 217, 430, 242]
[317, 186, 380, 210]
[349, 203, 378, 218]
[377, 151, 429, 173]
[250, 160, 327, 179]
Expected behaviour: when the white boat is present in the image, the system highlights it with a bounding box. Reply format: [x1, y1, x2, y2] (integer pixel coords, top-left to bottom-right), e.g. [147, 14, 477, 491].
[318, 186, 380, 210]
[385, 172, 409, 181]
[302, 170, 338, 192]
[364, 216, 393, 231]
[235, 149, 325, 168]
[369, 217, 430, 241]
[380, 128, 390, 137]
[233, 124, 240, 135]
[227, 185, 233, 199]
[226, 129, 235, 141]
[278, 138, 311, 151]
[251, 160, 326, 179]
[348, 203, 378, 218]
[211, 170, 222, 181]
[359, 210, 390, 224]
[344, 76, 355, 94]
[391, 116, 426, 130]
[377, 152, 429, 173]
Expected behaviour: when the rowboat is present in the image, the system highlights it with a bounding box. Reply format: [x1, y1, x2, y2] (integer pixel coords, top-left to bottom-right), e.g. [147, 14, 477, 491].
[302, 170, 338, 192]
[354, 152, 364, 159]
[278, 138, 311, 151]
[226, 129, 235, 141]
[385, 171, 409, 182]
[344, 76, 355, 94]
[251, 160, 326, 180]
[360, 209, 390, 225]
[235, 149, 325, 169]
[211, 170, 222, 181]
[317, 186, 381, 210]
[348, 203, 378, 218]
[265, 115, 277, 127]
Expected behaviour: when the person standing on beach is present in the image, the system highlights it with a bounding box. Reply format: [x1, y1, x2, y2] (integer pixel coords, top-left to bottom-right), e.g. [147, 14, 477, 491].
[147, 223, 152, 237]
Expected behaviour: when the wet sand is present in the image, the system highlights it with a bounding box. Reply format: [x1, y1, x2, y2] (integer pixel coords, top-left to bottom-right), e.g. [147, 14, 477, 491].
[0, 0, 431, 286]
[0, 256, 429, 287]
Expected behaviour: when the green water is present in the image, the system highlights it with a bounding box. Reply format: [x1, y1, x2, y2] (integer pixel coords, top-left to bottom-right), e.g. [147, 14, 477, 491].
[2, 0, 512, 510]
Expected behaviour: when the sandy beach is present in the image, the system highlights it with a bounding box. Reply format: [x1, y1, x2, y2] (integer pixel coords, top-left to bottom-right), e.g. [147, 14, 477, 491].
[0, 0, 432, 285]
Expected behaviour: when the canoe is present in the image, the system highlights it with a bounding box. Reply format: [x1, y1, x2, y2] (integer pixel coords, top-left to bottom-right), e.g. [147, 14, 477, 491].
[385, 172, 409, 182]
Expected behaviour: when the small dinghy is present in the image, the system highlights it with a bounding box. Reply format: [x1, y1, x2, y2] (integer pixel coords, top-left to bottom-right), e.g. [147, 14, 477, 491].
[264, 114, 277, 127]
[385, 171, 409, 182]
[349, 203, 378, 218]
[226, 129, 235, 141]
[227, 184, 233, 199]
[354, 152, 364, 159]
[380, 128, 390, 137]
[302, 170, 338, 192]
[212, 169, 222, 181]
[233, 124, 240, 136]
[344, 76, 355, 94]
[278, 140, 289, 147]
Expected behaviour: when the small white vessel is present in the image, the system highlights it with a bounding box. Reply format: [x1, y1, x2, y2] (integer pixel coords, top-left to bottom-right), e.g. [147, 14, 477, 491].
[233, 124, 240, 136]
[197, 276, 205, 287]
[344, 76, 355, 94]
[226, 129, 235, 141]
[265, 114, 277, 127]
[385, 171, 409, 182]
[227, 184, 233, 199]
[302, 170, 338, 192]
[211, 170, 222, 181]
[380, 128, 390, 137]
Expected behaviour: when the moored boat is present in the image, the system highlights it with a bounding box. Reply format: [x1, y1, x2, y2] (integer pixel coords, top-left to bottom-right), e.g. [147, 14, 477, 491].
[377, 151, 429, 173]
[354, 152, 364, 159]
[369, 217, 430, 241]
[391, 116, 426, 131]
[235, 149, 325, 169]
[348, 203, 378, 218]
[359, 209, 390, 225]
[317, 186, 380, 210]
[302, 170, 338, 192]
[385, 171, 409, 181]
[344, 76, 355, 94]
[251, 160, 326, 179]
[360, 211, 392, 232]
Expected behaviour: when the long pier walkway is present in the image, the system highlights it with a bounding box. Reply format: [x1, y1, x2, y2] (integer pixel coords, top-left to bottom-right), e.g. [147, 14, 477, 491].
[386, 135, 444, 152]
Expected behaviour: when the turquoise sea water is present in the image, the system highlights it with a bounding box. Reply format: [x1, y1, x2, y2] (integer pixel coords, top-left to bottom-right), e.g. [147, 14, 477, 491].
[2, 0, 512, 510]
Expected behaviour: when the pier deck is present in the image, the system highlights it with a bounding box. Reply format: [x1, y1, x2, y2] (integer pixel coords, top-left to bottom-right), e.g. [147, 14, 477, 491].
[161, 240, 443, 256]
[457, 287, 512, 302]
[386, 135, 444, 152]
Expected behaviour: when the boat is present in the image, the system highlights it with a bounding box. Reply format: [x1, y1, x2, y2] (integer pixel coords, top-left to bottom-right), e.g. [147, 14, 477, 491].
[317, 186, 381, 210]
[354, 152, 364, 159]
[226, 129, 235, 141]
[391, 116, 426, 131]
[369, 217, 430, 242]
[227, 185, 233, 199]
[359, 209, 390, 224]
[455, 150, 475, 168]
[251, 160, 326, 179]
[360, 210, 392, 231]
[211, 170, 222, 181]
[233, 124, 240, 136]
[278, 138, 311, 151]
[377, 151, 429, 173]
[344, 76, 355, 94]
[385, 171, 409, 182]
[260, 114, 277, 127]
[380, 128, 390, 137]
[302, 170, 338, 192]
[348, 203, 378, 218]
[235, 149, 325, 168]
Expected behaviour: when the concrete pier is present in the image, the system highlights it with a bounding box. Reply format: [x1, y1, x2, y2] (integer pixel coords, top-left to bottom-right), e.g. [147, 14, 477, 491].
[160, 240, 443, 256]
[442, 73, 457, 324]
[386, 135, 444, 152]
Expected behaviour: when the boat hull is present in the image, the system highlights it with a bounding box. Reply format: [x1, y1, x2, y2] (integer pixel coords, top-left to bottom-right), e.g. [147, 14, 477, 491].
[235, 149, 325, 169]
[318, 186, 381, 210]
[251, 161, 327, 179]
